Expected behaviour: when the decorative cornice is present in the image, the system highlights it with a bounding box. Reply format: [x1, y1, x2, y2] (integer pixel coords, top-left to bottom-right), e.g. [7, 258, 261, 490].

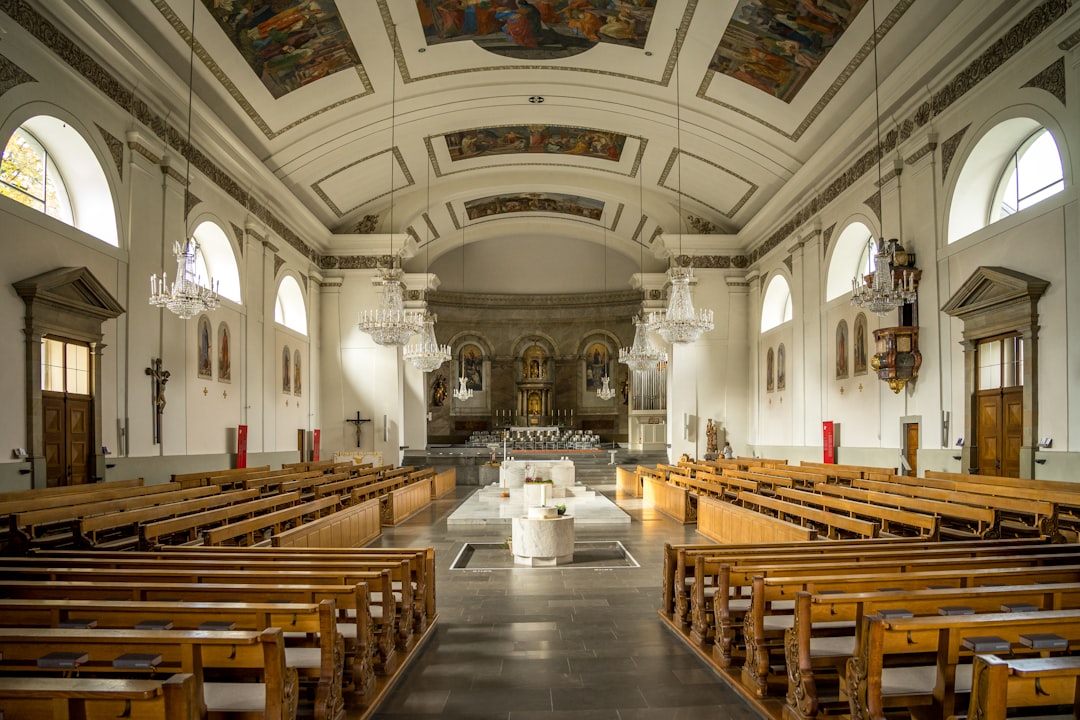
[127, 140, 160, 166]
[161, 163, 185, 184]
[686, 255, 750, 269]
[95, 123, 123, 180]
[0, 53, 35, 97]
[905, 141, 936, 166]
[428, 289, 643, 310]
[941, 124, 971, 183]
[319, 255, 390, 271]
[1058, 27, 1080, 50]
[864, 191, 881, 224]
[750, 0, 1069, 266]
[1023, 57, 1066, 106]
[822, 223, 837, 257]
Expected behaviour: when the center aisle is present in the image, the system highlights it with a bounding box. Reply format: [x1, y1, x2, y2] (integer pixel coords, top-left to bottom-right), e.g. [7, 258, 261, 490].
[360, 473, 765, 720]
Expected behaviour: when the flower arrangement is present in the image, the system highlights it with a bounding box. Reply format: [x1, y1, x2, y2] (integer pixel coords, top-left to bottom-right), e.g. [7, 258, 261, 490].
[524, 477, 553, 484]
[555, 504, 567, 516]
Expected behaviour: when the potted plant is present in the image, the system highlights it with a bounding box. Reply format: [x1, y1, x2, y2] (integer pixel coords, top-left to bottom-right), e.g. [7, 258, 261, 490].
[556, 504, 567, 516]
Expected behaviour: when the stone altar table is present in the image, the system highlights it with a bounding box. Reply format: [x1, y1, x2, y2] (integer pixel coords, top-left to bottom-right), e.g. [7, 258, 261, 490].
[500, 459, 575, 488]
[511, 513, 574, 566]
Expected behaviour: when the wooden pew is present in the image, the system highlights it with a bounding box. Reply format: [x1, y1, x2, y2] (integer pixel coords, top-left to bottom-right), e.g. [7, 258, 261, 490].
[0, 626, 296, 720]
[0, 477, 144, 504]
[724, 468, 796, 491]
[0, 597, 343, 720]
[140, 491, 303, 548]
[282, 460, 354, 474]
[0, 674, 196, 720]
[0, 479, 155, 517]
[786, 581, 1080, 720]
[380, 475, 433, 526]
[204, 496, 340, 546]
[429, 468, 456, 499]
[774, 486, 939, 538]
[74, 488, 261, 549]
[642, 475, 696, 523]
[272, 497, 382, 549]
[0, 577, 382, 701]
[736, 490, 880, 539]
[616, 466, 642, 498]
[171, 465, 271, 489]
[848, 608, 1080, 720]
[968, 654, 1080, 720]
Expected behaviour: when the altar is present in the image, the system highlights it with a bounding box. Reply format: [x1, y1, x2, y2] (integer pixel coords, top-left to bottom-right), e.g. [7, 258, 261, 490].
[499, 459, 575, 488]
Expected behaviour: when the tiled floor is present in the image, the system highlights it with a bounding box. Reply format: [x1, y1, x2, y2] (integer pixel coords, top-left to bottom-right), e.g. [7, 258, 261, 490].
[361, 477, 766, 720]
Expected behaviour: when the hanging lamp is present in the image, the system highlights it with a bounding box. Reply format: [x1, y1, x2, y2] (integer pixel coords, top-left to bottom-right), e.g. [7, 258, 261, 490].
[620, 156, 668, 371]
[648, 26, 713, 344]
[850, 0, 916, 316]
[597, 221, 616, 400]
[149, 3, 220, 320]
[358, 25, 423, 346]
[404, 157, 451, 371]
[453, 219, 473, 401]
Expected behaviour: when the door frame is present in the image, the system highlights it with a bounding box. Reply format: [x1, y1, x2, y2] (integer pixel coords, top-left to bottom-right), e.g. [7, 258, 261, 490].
[942, 267, 1047, 479]
[14, 268, 123, 488]
[900, 416, 920, 477]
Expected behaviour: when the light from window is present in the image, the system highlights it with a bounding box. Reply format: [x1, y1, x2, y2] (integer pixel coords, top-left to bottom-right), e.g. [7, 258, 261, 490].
[41, 338, 89, 394]
[275, 276, 307, 335]
[991, 128, 1064, 222]
[1, 128, 73, 223]
[761, 275, 793, 332]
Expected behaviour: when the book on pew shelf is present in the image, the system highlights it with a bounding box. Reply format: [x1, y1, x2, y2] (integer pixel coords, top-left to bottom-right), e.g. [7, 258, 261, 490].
[1001, 603, 1040, 613]
[937, 606, 975, 616]
[112, 653, 163, 669]
[875, 608, 914, 619]
[1019, 633, 1069, 650]
[58, 618, 97, 629]
[199, 621, 237, 631]
[961, 636, 1012, 653]
[37, 651, 89, 668]
[134, 619, 174, 630]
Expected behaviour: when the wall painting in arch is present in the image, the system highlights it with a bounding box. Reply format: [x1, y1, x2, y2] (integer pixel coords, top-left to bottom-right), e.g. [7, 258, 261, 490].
[777, 343, 786, 391]
[197, 315, 212, 380]
[465, 192, 603, 221]
[853, 312, 868, 376]
[460, 344, 483, 391]
[294, 349, 302, 397]
[218, 322, 232, 383]
[709, 0, 869, 102]
[200, 0, 362, 99]
[282, 346, 291, 394]
[766, 346, 774, 392]
[417, 0, 657, 60]
[585, 342, 609, 392]
[835, 319, 849, 380]
[446, 125, 626, 162]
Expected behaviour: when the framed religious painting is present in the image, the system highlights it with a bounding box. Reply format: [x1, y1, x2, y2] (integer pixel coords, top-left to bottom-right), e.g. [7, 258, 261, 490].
[282, 346, 291, 394]
[766, 347, 775, 392]
[836, 320, 849, 379]
[777, 343, 786, 391]
[217, 322, 231, 383]
[854, 312, 868, 376]
[197, 315, 212, 380]
[294, 349, 302, 397]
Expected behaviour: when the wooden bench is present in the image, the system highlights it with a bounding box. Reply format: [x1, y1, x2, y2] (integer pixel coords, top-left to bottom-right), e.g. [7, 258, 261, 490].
[74, 488, 262, 549]
[774, 486, 939, 538]
[171, 465, 271, 489]
[642, 475, 696, 523]
[380, 475, 433, 526]
[204, 496, 341, 546]
[724, 468, 796, 491]
[968, 654, 1080, 720]
[272, 497, 382, 549]
[848, 608, 1080, 720]
[0, 577, 383, 701]
[0, 673, 196, 720]
[0, 597, 343, 720]
[0, 478, 153, 517]
[736, 490, 880, 539]
[140, 490, 303, 548]
[0, 626, 295, 720]
[282, 460, 355, 474]
[786, 581, 1080, 720]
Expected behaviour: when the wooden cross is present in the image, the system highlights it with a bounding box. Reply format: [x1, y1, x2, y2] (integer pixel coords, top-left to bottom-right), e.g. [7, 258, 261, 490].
[345, 411, 372, 448]
[145, 358, 170, 445]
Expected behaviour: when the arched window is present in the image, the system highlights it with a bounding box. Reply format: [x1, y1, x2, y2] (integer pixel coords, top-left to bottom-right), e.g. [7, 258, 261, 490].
[0, 115, 118, 245]
[949, 118, 1066, 243]
[191, 221, 241, 303]
[990, 128, 1064, 222]
[760, 275, 793, 332]
[274, 275, 307, 335]
[825, 222, 874, 301]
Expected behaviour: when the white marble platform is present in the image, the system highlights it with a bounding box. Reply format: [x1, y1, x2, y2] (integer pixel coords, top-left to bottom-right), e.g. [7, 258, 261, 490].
[512, 515, 575, 566]
[499, 460, 575, 488]
[447, 484, 631, 525]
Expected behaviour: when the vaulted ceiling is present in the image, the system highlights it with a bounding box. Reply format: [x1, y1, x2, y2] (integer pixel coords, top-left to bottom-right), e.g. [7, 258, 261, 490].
[57, 1, 1012, 279]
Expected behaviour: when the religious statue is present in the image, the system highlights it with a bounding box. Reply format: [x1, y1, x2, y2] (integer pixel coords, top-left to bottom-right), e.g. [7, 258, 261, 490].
[706, 418, 718, 455]
[431, 374, 447, 407]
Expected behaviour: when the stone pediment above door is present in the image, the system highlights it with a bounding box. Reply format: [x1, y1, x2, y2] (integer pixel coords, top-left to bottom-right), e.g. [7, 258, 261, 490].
[942, 266, 1048, 339]
[13, 267, 124, 340]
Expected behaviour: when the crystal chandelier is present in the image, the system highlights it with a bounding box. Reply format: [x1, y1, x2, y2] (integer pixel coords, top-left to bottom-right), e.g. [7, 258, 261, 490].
[148, 2, 218, 320]
[851, 239, 915, 316]
[453, 353, 473, 401]
[596, 374, 616, 400]
[358, 268, 423, 346]
[619, 314, 667, 371]
[850, 0, 916, 317]
[650, 266, 714, 344]
[404, 312, 450, 371]
[150, 238, 220, 319]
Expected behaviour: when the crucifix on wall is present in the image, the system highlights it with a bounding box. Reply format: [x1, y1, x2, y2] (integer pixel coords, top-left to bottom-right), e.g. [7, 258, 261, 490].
[345, 410, 371, 448]
[145, 357, 170, 444]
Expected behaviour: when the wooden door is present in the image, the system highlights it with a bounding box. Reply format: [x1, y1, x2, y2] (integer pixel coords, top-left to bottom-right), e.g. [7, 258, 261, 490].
[1002, 388, 1023, 478]
[42, 393, 92, 487]
[976, 391, 1002, 476]
[976, 389, 1022, 478]
[904, 423, 918, 477]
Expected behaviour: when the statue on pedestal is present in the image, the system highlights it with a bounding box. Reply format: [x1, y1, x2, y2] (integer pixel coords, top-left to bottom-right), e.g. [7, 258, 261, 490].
[705, 418, 718, 459]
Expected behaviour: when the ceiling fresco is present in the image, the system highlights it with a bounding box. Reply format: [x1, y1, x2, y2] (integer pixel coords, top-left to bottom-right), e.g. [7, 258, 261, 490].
[445, 125, 628, 162]
[710, 0, 869, 102]
[417, 0, 658, 60]
[201, 0, 363, 98]
[465, 192, 605, 221]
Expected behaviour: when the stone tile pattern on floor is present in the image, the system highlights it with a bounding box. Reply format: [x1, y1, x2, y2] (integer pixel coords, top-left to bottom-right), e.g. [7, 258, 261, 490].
[360, 475, 766, 720]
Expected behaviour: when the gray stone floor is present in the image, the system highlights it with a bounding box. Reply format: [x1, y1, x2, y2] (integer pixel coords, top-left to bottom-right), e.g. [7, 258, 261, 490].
[360, 478, 765, 720]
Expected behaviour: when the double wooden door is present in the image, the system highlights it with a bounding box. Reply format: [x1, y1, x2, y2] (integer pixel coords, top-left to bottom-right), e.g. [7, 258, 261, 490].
[43, 392, 92, 487]
[976, 387, 1022, 478]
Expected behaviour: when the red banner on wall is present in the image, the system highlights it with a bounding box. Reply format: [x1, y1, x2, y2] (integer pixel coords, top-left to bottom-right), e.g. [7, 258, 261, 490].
[822, 421, 835, 464]
[237, 425, 248, 468]
[312, 429, 321, 462]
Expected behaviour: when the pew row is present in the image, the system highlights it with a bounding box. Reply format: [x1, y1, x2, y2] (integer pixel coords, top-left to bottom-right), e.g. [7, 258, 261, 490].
[0, 674, 196, 720]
